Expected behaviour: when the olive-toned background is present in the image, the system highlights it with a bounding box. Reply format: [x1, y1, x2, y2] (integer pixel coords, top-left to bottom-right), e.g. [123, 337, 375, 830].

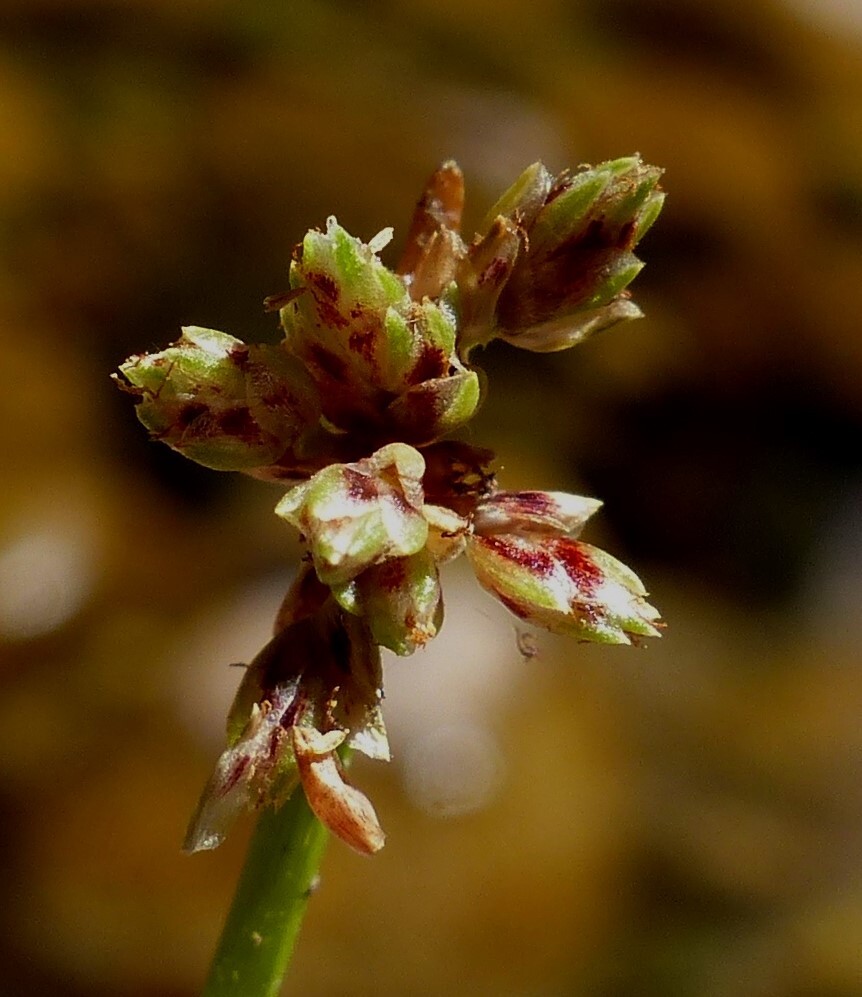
[2, 1, 861, 994]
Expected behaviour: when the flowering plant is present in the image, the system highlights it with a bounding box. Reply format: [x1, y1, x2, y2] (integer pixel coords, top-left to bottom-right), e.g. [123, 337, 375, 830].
[117, 155, 664, 991]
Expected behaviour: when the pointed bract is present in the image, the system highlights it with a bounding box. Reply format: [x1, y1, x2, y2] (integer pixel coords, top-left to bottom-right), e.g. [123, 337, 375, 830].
[477, 161, 553, 236]
[473, 490, 602, 537]
[456, 216, 522, 354]
[397, 161, 467, 300]
[497, 297, 644, 354]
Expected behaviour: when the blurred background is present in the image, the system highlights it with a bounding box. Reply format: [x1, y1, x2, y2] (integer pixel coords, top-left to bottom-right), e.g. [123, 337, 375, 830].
[2, 1, 862, 994]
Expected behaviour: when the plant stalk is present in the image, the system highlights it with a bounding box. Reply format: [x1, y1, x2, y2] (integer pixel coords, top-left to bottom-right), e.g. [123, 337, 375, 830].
[202, 789, 329, 996]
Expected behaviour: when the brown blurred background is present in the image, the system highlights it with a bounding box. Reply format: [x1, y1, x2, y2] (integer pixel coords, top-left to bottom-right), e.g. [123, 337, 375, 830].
[2, 1, 862, 994]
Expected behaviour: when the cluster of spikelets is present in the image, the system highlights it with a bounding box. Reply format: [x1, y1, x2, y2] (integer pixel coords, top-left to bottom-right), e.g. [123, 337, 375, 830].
[116, 157, 665, 855]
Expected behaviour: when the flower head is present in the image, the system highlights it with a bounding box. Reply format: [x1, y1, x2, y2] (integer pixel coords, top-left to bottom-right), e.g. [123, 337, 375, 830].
[118, 157, 665, 853]
[279, 217, 480, 444]
[459, 156, 665, 355]
[116, 326, 320, 470]
[467, 532, 661, 645]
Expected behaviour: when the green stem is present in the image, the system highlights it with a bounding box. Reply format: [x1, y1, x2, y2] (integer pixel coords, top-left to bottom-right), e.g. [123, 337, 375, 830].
[202, 790, 329, 997]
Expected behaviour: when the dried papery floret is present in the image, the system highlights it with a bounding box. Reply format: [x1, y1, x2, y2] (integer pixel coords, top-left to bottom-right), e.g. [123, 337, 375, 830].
[292, 727, 385, 856]
[473, 490, 602, 537]
[397, 160, 466, 300]
[184, 599, 387, 854]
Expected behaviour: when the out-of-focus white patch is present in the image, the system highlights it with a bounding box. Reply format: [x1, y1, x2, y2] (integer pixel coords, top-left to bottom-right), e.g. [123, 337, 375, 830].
[430, 87, 567, 193]
[384, 560, 525, 818]
[781, 0, 862, 38]
[402, 721, 505, 818]
[800, 490, 862, 646]
[171, 571, 296, 746]
[0, 524, 98, 641]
